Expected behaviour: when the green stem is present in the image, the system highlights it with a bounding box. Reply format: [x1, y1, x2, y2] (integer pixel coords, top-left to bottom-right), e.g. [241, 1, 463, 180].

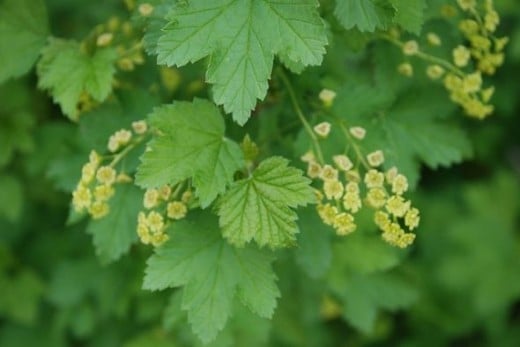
[277, 69, 325, 164]
[380, 34, 466, 77]
[337, 122, 370, 170]
[109, 135, 147, 168]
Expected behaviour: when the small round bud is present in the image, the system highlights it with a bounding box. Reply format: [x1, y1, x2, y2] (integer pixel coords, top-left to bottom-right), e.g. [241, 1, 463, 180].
[398, 63, 413, 77]
[300, 151, 316, 163]
[402, 40, 419, 56]
[457, 0, 476, 11]
[132, 120, 148, 134]
[453, 45, 471, 67]
[426, 65, 445, 80]
[319, 89, 337, 107]
[96, 33, 113, 47]
[138, 3, 154, 16]
[426, 33, 441, 46]
[108, 135, 119, 153]
[385, 167, 398, 184]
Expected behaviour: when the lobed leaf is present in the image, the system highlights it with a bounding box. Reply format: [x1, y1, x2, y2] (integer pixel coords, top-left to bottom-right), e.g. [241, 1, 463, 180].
[136, 99, 244, 208]
[218, 156, 315, 248]
[152, 0, 328, 124]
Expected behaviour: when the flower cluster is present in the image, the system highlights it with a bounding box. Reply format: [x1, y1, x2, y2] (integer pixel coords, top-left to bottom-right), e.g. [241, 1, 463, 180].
[394, 0, 506, 120]
[442, 0, 507, 119]
[136, 185, 192, 247]
[92, 15, 145, 72]
[72, 151, 118, 219]
[71, 122, 148, 219]
[303, 124, 419, 248]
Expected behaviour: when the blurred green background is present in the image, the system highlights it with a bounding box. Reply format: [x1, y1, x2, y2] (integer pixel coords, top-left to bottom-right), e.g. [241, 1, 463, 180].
[1, 0, 520, 346]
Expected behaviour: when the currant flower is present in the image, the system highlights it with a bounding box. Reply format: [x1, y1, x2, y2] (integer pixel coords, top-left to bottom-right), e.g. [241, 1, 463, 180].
[364, 169, 385, 188]
[317, 204, 338, 226]
[404, 207, 420, 230]
[314, 122, 331, 138]
[366, 150, 385, 167]
[320, 165, 339, 181]
[72, 185, 92, 211]
[333, 212, 356, 236]
[453, 45, 471, 67]
[349, 126, 366, 140]
[96, 166, 117, 185]
[89, 201, 110, 219]
[94, 185, 115, 202]
[143, 188, 159, 209]
[167, 201, 188, 220]
[333, 155, 353, 171]
[386, 195, 411, 218]
[391, 174, 408, 195]
[323, 180, 344, 200]
[307, 161, 323, 179]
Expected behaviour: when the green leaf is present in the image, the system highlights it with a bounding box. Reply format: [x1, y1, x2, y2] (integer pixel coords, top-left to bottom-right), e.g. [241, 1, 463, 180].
[327, 234, 416, 333]
[136, 99, 244, 208]
[0, 81, 36, 168]
[153, 0, 327, 124]
[218, 156, 315, 248]
[37, 38, 117, 120]
[0, 270, 44, 325]
[294, 206, 332, 279]
[336, 273, 417, 333]
[0, 0, 49, 83]
[86, 184, 142, 264]
[0, 175, 23, 222]
[390, 0, 427, 35]
[333, 85, 472, 187]
[163, 293, 271, 347]
[332, 233, 401, 275]
[144, 212, 279, 343]
[334, 0, 394, 32]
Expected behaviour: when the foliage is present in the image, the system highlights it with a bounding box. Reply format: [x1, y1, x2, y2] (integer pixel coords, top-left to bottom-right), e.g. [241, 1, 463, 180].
[1, 0, 520, 346]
